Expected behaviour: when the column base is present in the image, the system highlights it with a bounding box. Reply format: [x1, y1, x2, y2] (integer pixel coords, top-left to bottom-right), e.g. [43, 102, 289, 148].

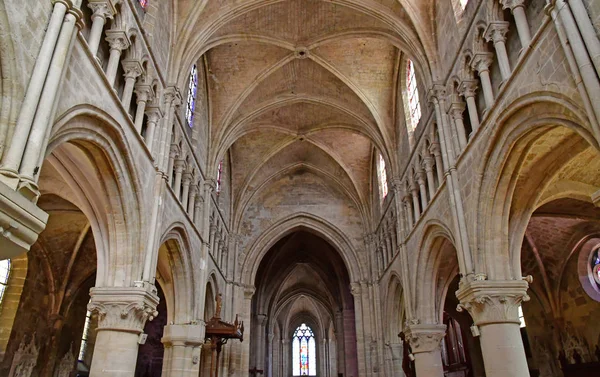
[0, 180, 48, 259]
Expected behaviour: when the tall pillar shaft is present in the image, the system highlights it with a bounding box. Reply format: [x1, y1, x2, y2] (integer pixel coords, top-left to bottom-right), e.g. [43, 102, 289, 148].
[501, 0, 532, 49]
[87, 1, 114, 57]
[457, 280, 531, 377]
[104, 31, 129, 88]
[472, 53, 495, 110]
[88, 286, 159, 377]
[0, 0, 69, 185]
[485, 22, 511, 81]
[459, 80, 480, 133]
[405, 324, 446, 377]
[121, 61, 143, 113]
[161, 324, 204, 377]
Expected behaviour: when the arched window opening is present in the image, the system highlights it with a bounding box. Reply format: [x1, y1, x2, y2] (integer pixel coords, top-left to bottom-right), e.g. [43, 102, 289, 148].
[518, 305, 526, 328]
[292, 323, 316, 376]
[378, 153, 388, 201]
[591, 246, 600, 288]
[459, 0, 468, 9]
[216, 160, 224, 194]
[406, 59, 422, 134]
[186, 64, 198, 128]
[0, 259, 10, 308]
[78, 308, 93, 362]
[138, 0, 148, 10]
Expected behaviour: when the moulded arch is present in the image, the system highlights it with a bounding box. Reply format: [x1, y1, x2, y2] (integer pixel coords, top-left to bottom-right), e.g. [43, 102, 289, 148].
[240, 213, 363, 286]
[157, 223, 196, 323]
[476, 92, 599, 281]
[45, 105, 145, 287]
[413, 221, 459, 324]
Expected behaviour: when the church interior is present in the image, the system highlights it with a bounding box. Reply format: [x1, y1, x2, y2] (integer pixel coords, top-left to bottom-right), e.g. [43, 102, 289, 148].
[0, 0, 599, 376]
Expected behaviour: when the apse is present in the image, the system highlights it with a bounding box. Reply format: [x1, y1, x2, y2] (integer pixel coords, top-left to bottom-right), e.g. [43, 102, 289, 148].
[250, 230, 358, 377]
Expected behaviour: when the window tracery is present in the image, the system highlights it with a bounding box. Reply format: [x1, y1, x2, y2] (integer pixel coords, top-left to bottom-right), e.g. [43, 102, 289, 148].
[186, 64, 198, 128]
[292, 323, 316, 376]
[591, 246, 600, 287]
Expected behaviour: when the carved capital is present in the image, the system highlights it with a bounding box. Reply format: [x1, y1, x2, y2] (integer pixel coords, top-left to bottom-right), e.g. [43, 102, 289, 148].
[500, 0, 526, 11]
[105, 30, 130, 52]
[455, 279, 530, 326]
[87, 286, 159, 333]
[458, 79, 479, 98]
[404, 324, 446, 354]
[134, 84, 153, 102]
[244, 286, 256, 299]
[350, 282, 362, 296]
[471, 52, 494, 73]
[162, 324, 206, 347]
[448, 101, 467, 119]
[88, 1, 115, 20]
[484, 21, 510, 44]
[164, 86, 183, 108]
[122, 60, 143, 80]
[427, 84, 446, 103]
[422, 156, 435, 172]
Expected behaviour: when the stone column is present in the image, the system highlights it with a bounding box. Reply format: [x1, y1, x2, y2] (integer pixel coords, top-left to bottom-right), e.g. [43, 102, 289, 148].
[161, 324, 204, 377]
[104, 30, 130, 88]
[402, 194, 414, 229]
[143, 106, 162, 156]
[0, 0, 70, 188]
[87, 1, 114, 57]
[409, 177, 421, 220]
[167, 146, 179, 185]
[121, 60, 143, 113]
[172, 159, 185, 196]
[187, 183, 198, 217]
[422, 155, 437, 199]
[415, 167, 428, 209]
[194, 193, 203, 226]
[282, 338, 290, 376]
[500, 0, 532, 49]
[458, 79, 480, 133]
[456, 279, 531, 377]
[448, 101, 468, 150]
[405, 324, 446, 377]
[429, 141, 444, 185]
[471, 53, 495, 110]
[87, 286, 159, 377]
[485, 22, 511, 81]
[133, 84, 152, 133]
[256, 314, 268, 372]
[181, 170, 192, 206]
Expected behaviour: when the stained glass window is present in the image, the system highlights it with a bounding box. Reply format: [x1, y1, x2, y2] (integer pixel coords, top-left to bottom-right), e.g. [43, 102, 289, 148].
[216, 160, 223, 194]
[138, 0, 148, 10]
[406, 59, 422, 132]
[78, 308, 93, 362]
[378, 154, 388, 200]
[0, 259, 10, 307]
[591, 247, 600, 286]
[292, 323, 316, 376]
[186, 64, 198, 128]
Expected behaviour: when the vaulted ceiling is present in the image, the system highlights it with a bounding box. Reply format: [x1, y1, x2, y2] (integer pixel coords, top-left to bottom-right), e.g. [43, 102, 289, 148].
[171, 0, 435, 224]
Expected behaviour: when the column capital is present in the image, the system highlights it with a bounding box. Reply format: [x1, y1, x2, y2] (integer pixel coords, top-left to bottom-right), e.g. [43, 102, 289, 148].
[87, 286, 159, 334]
[456, 279, 530, 326]
[174, 158, 187, 171]
[105, 29, 130, 52]
[162, 324, 206, 347]
[471, 52, 494, 73]
[134, 84, 153, 102]
[448, 101, 467, 119]
[500, 0, 526, 11]
[427, 84, 446, 103]
[88, 0, 115, 20]
[350, 281, 362, 296]
[458, 79, 479, 98]
[404, 324, 446, 354]
[164, 86, 183, 107]
[244, 285, 256, 299]
[422, 155, 435, 172]
[122, 59, 143, 79]
[484, 21, 510, 44]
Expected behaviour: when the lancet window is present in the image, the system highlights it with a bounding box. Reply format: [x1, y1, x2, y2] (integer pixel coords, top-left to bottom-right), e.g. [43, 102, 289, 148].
[292, 323, 316, 376]
[406, 59, 422, 133]
[378, 153, 388, 200]
[186, 64, 199, 128]
[216, 160, 223, 194]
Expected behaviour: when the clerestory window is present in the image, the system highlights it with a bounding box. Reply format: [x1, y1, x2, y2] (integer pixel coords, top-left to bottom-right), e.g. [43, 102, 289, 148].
[406, 59, 422, 133]
[0, 259, 10, 308]
[216, 160, 223, 194]
[378, 153, 388, 201]
[186, 64, 199, 128]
